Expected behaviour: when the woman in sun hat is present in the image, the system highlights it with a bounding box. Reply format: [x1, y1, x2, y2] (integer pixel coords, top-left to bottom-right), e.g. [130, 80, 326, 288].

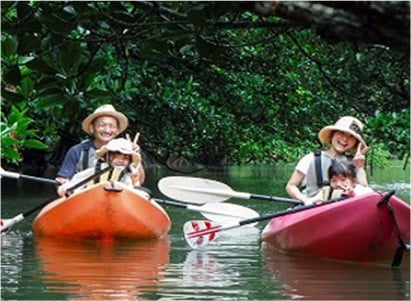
[56, 104, 140, 183]
[285, 116, 369, 205]
[57, 138, 145, 196]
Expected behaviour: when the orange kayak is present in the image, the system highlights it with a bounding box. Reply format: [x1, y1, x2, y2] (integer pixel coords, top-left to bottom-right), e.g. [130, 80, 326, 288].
[32, 181, 171, 241]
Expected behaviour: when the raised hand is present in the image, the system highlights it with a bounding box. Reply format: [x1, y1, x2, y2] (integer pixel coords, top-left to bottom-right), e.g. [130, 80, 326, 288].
[126, 132, 141, 152]
[353, 142, 368, 169]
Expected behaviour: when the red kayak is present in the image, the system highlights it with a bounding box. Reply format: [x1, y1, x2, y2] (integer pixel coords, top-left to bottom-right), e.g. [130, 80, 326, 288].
[262, 191, 410, 264]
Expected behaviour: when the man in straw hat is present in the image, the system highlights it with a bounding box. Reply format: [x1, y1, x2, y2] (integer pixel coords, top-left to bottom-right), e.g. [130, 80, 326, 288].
[57, 138, 144, 196]
[56, 104, 136, 183]
[286, 116, 369, 205]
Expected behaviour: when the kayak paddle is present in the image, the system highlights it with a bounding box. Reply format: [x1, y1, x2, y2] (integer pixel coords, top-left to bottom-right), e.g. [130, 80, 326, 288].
[1, 196, 55, 235]
[1, 166, 113, 235]
[377, 190, 410, 267]
[153, 198, 259, 224]
[183, 196, 346, 249]
[158, 176, 303, 205]
[0, 166, 59, 185]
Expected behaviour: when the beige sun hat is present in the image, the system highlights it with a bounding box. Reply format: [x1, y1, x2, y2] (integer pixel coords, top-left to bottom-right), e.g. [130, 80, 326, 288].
[82, 104, 128, 135]
[95, 138, 140, 164]
[318, 116, 366, 148]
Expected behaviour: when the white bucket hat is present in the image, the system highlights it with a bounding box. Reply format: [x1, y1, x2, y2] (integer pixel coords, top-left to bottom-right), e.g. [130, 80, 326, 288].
[82, 104, 128, 134]
[318, 116, 366, 148]
[95, 138, 140, 164]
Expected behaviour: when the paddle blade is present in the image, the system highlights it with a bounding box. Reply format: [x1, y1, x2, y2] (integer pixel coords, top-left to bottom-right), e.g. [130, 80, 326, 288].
[0, 220, 11, 235]
[200, 203, 259, 226]
[1, 214, 24, 235]
[183, 220, 222, 249]
[159, 176, 233, 204]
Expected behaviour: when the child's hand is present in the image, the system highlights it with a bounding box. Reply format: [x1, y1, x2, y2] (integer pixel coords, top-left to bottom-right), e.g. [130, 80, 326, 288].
[336, 183, 355, 198]
[304, 196, 323, 205]
[126, 132, 141, 152]
[129, 162, 141, 186]
[129, 162, 141, 175]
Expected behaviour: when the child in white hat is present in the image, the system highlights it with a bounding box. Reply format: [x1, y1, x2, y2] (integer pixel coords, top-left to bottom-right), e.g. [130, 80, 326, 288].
[57, 138, 144, 196]
[286, 116, 369, 205]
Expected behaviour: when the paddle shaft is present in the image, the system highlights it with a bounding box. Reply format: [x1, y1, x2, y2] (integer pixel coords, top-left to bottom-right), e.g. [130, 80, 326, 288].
[248, 193, 303, 205]
[194, 187, 303, 205]
[377, 190, 409, 267]
[18, 167, 111, 218]
[64, 166, 112, 195]
[153, 198, 258, 219]
[1, 170, 59, 185]
[171, 185, 303, 205]
[187, 197, 345, 239]
[1, 166, 113, 234]
[1, 197, 56, 234]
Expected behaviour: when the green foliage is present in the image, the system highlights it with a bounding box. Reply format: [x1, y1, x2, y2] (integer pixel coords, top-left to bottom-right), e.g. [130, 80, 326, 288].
[1, 104, 47, 164]
[367, 109, 410, 161]
[0, 2, 409, 167]
[367, 143, 390, 169]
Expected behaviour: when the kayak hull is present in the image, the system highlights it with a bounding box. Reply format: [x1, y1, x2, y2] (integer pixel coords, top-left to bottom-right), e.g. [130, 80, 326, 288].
[262, 192, 410, 264]
[32, 182, 171, 241]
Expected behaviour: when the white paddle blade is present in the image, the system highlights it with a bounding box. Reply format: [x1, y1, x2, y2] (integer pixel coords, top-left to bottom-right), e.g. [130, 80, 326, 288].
[1, 214, 24, 235]
[200, 203, 259, 226]
[183, 220, 222, 249]
[158, 176, 234, 204]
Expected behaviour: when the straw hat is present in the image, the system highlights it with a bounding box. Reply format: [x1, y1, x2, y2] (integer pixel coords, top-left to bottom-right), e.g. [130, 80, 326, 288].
[318, 116, 366, 147]
[82, 104, 128, 134]
[95, 138, 140, 164]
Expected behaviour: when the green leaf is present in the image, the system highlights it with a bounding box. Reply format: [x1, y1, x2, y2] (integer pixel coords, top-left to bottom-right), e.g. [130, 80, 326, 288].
[24, 139, 48, 149]
[1, 147, 21, 162]
[35, 97, 66, 109]
[26, 58, 56, 74]
[16, 118, 32, 133]
[1, 36, 17, 58]
[1, 135, 19, 147]
[36, 86, 64, 99]
[41, 14, 77, 34]
[8, 106, 24, 124]
[60, 41, 82, 73]
[19, 77, 34, 99]
[35, 76, 64, 91]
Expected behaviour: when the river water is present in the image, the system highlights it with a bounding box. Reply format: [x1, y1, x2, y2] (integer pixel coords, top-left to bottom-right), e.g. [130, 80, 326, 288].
[1, 163, 410, 300]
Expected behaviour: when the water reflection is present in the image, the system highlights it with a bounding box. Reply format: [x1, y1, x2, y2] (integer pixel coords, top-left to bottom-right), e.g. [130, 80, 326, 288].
[262, 243, 410, 300]
[182, 226, 260, 286]
[154, 227, 262, 300]
[35, 237, 170, 300]
[1, 232, 25, 294]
